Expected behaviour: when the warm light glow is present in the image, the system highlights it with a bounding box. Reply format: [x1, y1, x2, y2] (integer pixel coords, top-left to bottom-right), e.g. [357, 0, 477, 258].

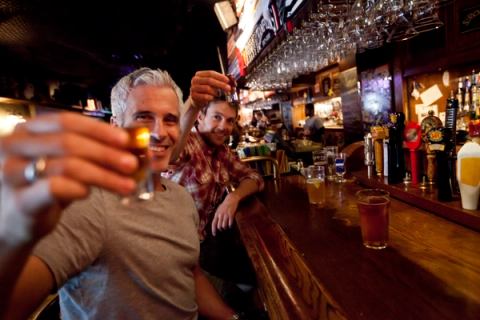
[135, 128, 151, 148]
[214, 1, 238, 31]
[86, 99, 96, 111]
[0, 114, 26, 136]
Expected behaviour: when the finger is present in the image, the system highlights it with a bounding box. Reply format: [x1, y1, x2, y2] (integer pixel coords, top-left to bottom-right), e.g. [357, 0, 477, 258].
[190, 92, 217, 107]
[3, 156, 135, 194]
[211, 215, 219, 236]
[0, 133, 137, 174]
[190, 83, 220, 98]
[49, 157, 136, 195]
[222, 215, 229, 229]
[17, 113, 130, 147]
[193, 70, 230, 83]
[191, 72, 230, 92]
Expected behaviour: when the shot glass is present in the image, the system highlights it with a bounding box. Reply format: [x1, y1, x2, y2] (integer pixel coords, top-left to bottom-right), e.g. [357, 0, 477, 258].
[356, 189, 390, 249]
[121, 126, 154, 205]
[335, 152, 347, 183]
[305, 165, 326, 206]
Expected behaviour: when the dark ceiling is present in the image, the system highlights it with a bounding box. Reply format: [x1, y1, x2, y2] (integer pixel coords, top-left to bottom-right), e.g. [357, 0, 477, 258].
[0, 0, 226, 104]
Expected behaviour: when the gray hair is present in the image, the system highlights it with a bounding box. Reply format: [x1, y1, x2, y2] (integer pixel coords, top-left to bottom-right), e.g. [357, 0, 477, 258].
[110, 67, 183, 125]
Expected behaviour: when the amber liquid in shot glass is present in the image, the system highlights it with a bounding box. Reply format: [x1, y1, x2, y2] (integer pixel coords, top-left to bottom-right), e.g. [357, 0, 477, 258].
[121, 126, 153, 205]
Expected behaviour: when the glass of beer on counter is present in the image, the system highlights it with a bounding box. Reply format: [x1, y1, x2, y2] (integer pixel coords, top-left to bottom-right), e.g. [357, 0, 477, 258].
[121, 126, 154, 205]
[355, 189, 390, 249]
[306, 165, 326, 206]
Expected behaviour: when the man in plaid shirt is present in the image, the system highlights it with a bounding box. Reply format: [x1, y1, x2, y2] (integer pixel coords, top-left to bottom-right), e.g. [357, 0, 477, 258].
[166, 72, 264, 303]
[169, 70, 264, 241]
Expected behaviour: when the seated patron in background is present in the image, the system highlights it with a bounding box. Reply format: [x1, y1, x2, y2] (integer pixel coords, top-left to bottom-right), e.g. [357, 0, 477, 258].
[303, 102, 324, 143]
[0, 68, 239, 320]
[167, 71, 264, 306]
[253, 111, 269, 131]
[229, 116, 244, 149]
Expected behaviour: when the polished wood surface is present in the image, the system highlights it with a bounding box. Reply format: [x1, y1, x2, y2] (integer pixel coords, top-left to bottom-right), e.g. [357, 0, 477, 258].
[235, 175, 480, 320]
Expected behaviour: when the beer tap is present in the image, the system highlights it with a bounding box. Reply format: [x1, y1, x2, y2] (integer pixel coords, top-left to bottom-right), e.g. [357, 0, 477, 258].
[404, 122, 422, 185]
[445, 93, 459, 193]
[421, 110, 443, 185]
[387, 112, 406, 184]
[427, 128, 454, 201]
[364, 132, 374, 178]
[370, 126, 387, 177]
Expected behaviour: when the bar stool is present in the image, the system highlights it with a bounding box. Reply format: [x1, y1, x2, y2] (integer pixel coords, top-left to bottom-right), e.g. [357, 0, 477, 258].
[241, 156, 280, 179]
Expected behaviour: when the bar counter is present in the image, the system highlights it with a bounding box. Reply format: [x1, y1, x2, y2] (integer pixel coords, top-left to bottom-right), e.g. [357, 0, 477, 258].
[235, 174, 480, 320]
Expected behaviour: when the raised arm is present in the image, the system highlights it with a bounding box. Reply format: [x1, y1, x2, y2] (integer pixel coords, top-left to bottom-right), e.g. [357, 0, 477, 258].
[171, 70, 231, 161]
[0, 112, 137, 318]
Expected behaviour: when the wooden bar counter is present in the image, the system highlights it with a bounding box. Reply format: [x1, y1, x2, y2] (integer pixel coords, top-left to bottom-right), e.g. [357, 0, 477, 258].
[235, 174, 480, 320]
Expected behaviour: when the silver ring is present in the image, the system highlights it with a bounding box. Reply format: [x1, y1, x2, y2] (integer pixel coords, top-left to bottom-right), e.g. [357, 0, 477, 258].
[24, 157, 47, 183]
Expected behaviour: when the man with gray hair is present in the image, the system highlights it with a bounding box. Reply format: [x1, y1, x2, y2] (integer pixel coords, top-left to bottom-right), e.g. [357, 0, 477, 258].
[0, 68, 240, 319]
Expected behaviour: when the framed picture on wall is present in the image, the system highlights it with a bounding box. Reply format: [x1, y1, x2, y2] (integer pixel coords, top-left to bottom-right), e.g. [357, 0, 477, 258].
[359, 64, 392, 129]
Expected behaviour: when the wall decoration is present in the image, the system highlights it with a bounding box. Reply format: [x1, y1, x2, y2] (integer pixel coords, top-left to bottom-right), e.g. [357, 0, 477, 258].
[360, 64, 392, 129]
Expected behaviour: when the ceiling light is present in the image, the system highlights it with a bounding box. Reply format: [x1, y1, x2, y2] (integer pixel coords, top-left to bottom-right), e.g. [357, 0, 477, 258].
[214, 1, 237, 31]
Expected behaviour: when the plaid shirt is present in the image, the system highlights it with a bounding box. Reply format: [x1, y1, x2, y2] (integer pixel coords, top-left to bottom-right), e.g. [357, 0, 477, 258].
[167, 129, 264, 239]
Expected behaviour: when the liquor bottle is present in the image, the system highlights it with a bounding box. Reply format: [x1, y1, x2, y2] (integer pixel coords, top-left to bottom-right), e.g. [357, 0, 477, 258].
[465, 76, 471, 111]
[387, 112, 406, 184]
[470, 70, 477, 113]
[472, 82, 478, 118]
[456, 78, 464, 110]
[457, 121, 480, 210]
[476, 72, 480, 114]
[457, 79, 469, 131]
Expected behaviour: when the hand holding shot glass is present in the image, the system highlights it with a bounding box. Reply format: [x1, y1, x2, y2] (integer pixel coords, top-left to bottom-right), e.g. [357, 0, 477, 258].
[121, 126, 154, 205]
[356, 189, 390, 249]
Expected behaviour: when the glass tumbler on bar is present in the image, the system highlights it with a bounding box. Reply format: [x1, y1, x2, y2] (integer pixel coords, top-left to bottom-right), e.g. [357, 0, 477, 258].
[324, 146, 338, 181]
[121, 126, 154, 205]
[335, 152, 347, 183]
[312, 149, 327, 171]
[305, 165, 326, 206]
[356, 189, 390, 249]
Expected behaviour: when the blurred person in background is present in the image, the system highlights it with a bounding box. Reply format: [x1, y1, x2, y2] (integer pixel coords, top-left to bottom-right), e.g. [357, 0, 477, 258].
[303, 102, 324, 143]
